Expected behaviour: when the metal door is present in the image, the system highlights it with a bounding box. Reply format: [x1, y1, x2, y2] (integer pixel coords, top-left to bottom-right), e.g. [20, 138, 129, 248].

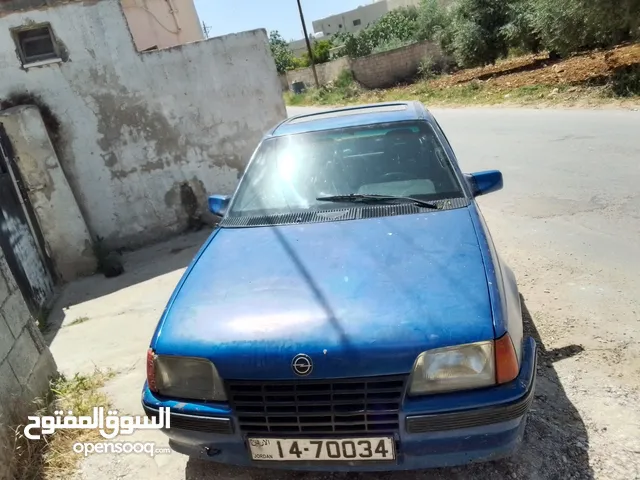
[0, 124, 54, 313]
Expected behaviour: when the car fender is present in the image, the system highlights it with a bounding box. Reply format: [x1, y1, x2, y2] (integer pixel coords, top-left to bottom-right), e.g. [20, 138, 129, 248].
[497, 256, 524, 364]
[467, 203, 525, 367]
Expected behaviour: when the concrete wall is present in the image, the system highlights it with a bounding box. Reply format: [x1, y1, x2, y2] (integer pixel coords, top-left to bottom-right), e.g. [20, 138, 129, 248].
[0, 106, 96, 281]
[350, 40, 442, 89]
[121, 0, 204, 51]
[284, 57, 350, 89]
[0, 0, 286, 250]
[0, 248, 57, 476]
[278, 73, 289, 92]
[387, 0, 424, 9]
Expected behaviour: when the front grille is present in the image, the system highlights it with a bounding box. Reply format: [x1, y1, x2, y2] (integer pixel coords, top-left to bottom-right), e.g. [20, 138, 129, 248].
[226, 375, 406, 435]
[143, 405, 233, 434]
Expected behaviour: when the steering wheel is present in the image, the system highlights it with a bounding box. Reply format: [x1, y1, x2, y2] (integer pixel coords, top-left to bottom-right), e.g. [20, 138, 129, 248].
[381, 172, 413, 182]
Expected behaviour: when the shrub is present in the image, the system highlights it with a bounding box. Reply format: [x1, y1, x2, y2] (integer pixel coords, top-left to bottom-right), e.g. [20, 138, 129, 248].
[313, 40, 333, 64]
[290, 56, 309, 69]
[372, 38, 415, 54]
[608, 65, 640, 97]
[418, 56, 437, 79]
[334, 69, 355, 89]
[340, 6, 420, 58]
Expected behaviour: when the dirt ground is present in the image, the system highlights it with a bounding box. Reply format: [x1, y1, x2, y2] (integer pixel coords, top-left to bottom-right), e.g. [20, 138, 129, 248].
[431, 43, 640, 90]
[45, 108, 640, 480]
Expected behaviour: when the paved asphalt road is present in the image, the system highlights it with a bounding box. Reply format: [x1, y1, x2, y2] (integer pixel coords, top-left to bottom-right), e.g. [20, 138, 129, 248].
[50, 106, 640, 480]
[287, 106, 640, 280]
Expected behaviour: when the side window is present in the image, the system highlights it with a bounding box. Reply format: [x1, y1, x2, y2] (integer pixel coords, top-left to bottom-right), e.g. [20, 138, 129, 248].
[12, 23, 60, 66]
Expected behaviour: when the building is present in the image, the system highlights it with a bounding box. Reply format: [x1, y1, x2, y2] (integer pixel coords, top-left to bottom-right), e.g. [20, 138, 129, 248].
[288, 0, 420, 56]
[312, 0, 422, 37]
[120, 0, 205, 51]
[0, 0, 286, 287]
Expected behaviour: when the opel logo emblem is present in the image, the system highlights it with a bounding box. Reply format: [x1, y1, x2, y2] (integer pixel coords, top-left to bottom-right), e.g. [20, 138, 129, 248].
[292, 354, 313, 376]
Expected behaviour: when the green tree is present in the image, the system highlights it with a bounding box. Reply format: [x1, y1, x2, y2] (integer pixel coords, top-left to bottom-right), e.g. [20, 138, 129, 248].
[434, 0, 511, 68]
[416, 0, 451, 43]
[340, 6, 420, 58]
[291, 56, 309, 69]
[529, 0, 640, 57]
[268, 30, 294, 73]
[501, 0, 541, 53]
[313, 39, 333, 64]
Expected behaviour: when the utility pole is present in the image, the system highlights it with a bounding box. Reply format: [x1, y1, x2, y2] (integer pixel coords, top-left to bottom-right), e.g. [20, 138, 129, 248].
[202, 21, 212, 39]
[296, 0, 320, 89]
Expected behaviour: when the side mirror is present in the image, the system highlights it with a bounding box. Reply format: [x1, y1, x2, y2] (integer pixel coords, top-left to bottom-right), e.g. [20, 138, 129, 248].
[466, 170, 503, 197]
[208, 195, 231, 216]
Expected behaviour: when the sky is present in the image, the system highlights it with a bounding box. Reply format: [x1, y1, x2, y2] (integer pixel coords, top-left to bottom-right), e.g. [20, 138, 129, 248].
[194, 0, 371, 42]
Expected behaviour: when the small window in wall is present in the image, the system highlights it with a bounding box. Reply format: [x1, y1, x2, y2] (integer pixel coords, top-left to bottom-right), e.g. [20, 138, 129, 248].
[13, 24, 60, 66]
[339, 24, 343, 28]
[353, 19, 361, 26]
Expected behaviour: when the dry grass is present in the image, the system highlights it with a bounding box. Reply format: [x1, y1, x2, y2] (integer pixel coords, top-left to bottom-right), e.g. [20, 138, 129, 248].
[3, 369, 114, 480]
[429, 43, 640, 89]
[286, 43, 640, 108]
[66, 316, 90, 327]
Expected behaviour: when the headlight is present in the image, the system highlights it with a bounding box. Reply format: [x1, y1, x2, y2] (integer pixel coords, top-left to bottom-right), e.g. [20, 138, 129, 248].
[409, 341, 495, 395]
[150, 352, 227, 401]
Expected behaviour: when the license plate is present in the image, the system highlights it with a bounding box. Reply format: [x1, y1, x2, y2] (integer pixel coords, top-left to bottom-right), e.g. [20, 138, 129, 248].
[248, 437, 395, 461]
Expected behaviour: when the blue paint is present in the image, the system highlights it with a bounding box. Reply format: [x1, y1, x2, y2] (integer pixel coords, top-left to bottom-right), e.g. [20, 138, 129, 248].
[467, 203, 509, 339]
[152, 208, 494, 379]
[144, 101, 536, 471]
[142, 339, 536, 471]
[271, 102, 427, 137]
[467, 170, 504, 197]
[208, 195, 230, 216]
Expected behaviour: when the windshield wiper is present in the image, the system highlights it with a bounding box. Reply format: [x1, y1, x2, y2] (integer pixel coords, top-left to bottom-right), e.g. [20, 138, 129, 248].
[316, 194, 440, 209]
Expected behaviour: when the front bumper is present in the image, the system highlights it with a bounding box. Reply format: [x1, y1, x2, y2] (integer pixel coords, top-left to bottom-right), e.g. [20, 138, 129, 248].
[142, 337, 537, 471]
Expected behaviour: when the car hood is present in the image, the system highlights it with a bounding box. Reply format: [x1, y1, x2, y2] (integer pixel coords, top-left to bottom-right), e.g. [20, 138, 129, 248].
[153, 208, 494, 380]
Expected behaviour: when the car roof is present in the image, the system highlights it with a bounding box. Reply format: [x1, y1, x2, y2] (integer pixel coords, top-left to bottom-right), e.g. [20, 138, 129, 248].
[269, 101, 434, 137]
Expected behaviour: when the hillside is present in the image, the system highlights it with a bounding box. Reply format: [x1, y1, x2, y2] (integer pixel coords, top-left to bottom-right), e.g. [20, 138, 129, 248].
[286, 43, 640, 108]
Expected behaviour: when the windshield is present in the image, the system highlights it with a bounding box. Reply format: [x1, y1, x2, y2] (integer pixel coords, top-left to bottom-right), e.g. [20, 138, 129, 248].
[226, 121, 464, 218]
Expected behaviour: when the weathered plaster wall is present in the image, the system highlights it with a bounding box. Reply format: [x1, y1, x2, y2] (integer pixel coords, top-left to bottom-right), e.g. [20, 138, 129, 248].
[121, 0, 204, 51]
[0, 106, 96, 281]
[0, 248, 57, 476]
[0, 0, 286, 249]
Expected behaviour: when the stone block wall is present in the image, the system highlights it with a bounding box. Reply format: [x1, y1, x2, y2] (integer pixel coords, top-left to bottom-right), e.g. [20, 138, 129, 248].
[282, 57, 351, 90]
[280, 42, 444, 92]
[0, 249, 57, 478]
[350, 40, 443, 89]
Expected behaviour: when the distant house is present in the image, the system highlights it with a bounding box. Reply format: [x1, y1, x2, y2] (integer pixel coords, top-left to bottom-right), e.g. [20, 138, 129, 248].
[312, 0, 422, 37]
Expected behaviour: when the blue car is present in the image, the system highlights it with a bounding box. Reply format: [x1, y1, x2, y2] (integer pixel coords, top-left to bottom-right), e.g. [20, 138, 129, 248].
[142, 102, 537, 471]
